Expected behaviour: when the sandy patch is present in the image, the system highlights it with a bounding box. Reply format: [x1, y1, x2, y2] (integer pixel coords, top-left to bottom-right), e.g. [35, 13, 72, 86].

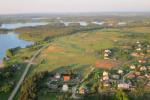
[42, 44, 64, 56]
[95, 59, 120, 70]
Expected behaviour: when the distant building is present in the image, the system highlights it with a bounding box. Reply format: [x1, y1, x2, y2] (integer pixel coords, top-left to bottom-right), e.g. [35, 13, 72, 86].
[118, 22, 126, 26]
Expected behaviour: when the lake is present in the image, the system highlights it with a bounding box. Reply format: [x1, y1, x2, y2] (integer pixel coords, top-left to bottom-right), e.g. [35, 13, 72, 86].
[60, 20, 88, 26]
[0, 22, 48, 29]
[0, 32, 33, 60]
[91, 21, 105, 25]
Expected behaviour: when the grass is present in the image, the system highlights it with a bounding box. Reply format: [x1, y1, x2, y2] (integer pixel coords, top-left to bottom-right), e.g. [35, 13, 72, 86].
[32, 29, 121, 74]
[31, 26, 150, 74]
[38, 92, 64, 100]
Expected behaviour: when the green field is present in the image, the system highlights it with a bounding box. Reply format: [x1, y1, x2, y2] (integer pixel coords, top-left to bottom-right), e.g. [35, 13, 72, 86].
[31, 27, 150, 73]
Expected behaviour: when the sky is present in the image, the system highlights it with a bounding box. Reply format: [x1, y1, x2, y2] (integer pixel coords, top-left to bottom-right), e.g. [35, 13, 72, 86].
[0, 0, 150, 14]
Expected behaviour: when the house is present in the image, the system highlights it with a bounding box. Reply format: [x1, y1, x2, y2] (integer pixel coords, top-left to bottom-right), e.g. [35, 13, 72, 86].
[112, 75, 120, 80]
[131, 52, 139, 57]
[118, 22, 126, 26]
[104, 53, 109, 57]
[118, 83, 130, 90]
[130, 65, 136, 70]
[62, 84, 69, 92]
[104, 49, 112, 59]
[138, 60, 146, 64]
[103, 71, 109, 76]
[137, 44, 142, 47]
[102, 71, 109, 81]
[103, 76, 109, 81]
[140, 66, 147, 71]
[62, 74, 71, 81]
[104, 49, 112, 54]
[127, 73, 136, 79]
[136, 48, 142, 51]
[55, 73, 61, 79]
[118, 70, 123, 74]
[136, 41, 140, 44]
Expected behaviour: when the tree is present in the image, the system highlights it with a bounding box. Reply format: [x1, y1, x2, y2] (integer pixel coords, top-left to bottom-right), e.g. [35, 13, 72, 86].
[6, 49, 13, 58]
[93, 71, 100, 82]
[1, 83, 13, 93]
[19, 71, 48, 100]
[91, 83, 99, 93]
[114, 89, 129, 100]
[131, 79, 145, 100]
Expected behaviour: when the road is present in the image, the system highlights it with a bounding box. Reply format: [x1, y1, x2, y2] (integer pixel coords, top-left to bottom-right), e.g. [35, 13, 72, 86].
[8, 45, 49, 100]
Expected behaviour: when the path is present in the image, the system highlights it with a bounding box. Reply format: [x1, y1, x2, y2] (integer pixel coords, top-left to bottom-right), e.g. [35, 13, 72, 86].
[8, 44, 49, 100]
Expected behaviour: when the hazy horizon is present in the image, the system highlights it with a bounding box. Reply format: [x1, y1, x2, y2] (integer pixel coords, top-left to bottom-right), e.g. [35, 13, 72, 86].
[0, 0, 150, 14]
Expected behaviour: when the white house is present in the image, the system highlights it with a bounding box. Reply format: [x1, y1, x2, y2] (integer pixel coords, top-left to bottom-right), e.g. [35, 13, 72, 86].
[136, 48, 142, 51]
[140, 66, 147, 71]
[62, 84, 69, 92]
[55, 73, 61, 79]
[130, 65, 136, 70]
[102, 71, 109, 81]
[103, 71, 109, 76]
[118, 22, 126, 26]
[118, 70, 123, 74]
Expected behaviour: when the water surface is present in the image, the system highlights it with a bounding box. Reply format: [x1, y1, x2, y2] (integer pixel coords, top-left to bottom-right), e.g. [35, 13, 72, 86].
[60, 20, 88, 26]
[0, 22, 48, 29]
[91, 21, 105, 25]
[0, 32, 33, 60]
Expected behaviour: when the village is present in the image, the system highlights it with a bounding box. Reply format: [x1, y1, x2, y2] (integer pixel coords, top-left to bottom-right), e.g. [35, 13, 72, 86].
[41, 40, 150, 99]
